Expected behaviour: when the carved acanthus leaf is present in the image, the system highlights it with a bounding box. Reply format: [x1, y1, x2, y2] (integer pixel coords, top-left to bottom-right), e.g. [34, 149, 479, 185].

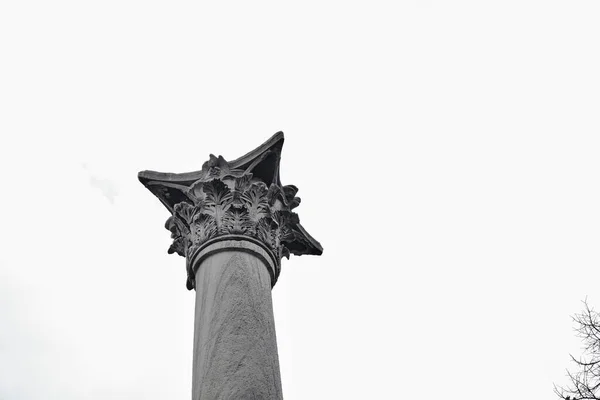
[282, 185, 301, 209]
[257, 217, 276, 249]
[270, 210, 299, 254]
[266, 183, 281, 206]
[223, 208, 251, 235]
[241, 183, 269, 231]
[174, 202, 198, 226]
[202, 179, 233, 233]
[165, 216, 188, 257]
[232, 174, 254, 206]
[191, 213, 217, 245]
[188, 181, 207, 205]
[168, 238, 186, 257]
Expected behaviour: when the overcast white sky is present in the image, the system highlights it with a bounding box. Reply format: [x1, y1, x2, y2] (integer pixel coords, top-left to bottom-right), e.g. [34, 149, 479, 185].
[1, 1, 600, 399]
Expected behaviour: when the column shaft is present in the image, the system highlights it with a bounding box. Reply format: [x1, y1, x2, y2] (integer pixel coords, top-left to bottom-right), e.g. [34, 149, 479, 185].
[192, 246, 283, 400]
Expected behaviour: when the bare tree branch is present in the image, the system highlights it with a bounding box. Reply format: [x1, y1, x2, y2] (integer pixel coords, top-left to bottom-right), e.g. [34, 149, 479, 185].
[555, 299, 600, 400]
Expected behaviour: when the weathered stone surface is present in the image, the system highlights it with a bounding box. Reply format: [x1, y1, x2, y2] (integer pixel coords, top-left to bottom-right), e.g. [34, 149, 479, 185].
[191, 240, 282, 400]
[138, 132, 323, 400]
[138, 131, 323, 290]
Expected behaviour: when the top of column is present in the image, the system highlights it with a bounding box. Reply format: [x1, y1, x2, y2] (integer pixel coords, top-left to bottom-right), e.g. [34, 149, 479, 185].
[138, 132, 323, 289]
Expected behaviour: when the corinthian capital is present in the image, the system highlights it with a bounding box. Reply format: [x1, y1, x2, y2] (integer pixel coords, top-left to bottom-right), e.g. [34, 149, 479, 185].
[138, 132, 322, 290]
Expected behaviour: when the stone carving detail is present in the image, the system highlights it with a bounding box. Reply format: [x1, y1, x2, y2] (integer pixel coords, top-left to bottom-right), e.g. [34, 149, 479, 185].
[163, 155, 303, 289]
[139, 131, 323, 290]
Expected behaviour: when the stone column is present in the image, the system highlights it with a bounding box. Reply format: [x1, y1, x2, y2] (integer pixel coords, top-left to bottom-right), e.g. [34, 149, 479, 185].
[138, 132, 322, 400]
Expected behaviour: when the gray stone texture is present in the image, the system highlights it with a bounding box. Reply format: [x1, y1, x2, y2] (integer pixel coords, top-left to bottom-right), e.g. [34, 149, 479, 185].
[138, 132, 322, 399]
[138, 131, 322, 290]
[192, 242, 282, 400]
